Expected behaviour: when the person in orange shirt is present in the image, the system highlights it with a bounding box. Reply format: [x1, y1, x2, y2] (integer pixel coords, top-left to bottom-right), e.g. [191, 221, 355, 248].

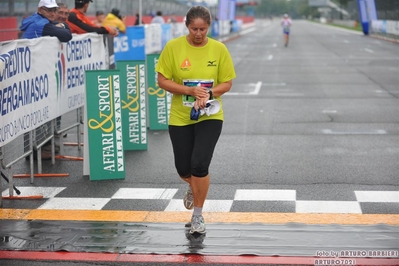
[67, 0, 117, 36]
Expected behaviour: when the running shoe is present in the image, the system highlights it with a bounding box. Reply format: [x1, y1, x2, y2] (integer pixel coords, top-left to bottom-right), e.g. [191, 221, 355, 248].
[190, 215, 206, 234]
[183, 187, 194, 210]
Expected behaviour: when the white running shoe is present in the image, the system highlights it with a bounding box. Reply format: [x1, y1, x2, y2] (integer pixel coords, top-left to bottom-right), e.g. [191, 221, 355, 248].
[190, 215, 206, 234]
[183, 187, 194, 210]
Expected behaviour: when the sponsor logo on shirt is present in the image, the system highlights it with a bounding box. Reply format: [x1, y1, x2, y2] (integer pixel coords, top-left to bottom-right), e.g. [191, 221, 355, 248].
[180, 58, 191, 71]
[207, 60, 217, 67]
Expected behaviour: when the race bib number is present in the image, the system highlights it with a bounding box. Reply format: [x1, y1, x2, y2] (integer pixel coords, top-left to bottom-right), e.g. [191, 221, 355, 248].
[182, 79, 214, 107]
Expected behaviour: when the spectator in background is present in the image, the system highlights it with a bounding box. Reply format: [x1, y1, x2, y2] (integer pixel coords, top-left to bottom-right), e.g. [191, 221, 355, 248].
[151, 10, 165, 24]
[20, 0, 72, 160]
[55, 2, 69, 23]
[167, 15, 177, 23]
[54, 2, 70, 137]
[102, 8, 126, 34]
[134, 13, 143, 25]
[92, 10, 105, 26]
[67, 0, 118, 36]
[21, 0, 72, 42]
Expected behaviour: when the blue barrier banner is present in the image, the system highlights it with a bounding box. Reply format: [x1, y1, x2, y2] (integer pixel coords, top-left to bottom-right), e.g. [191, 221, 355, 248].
[114, 26, 145, 61]
[211, 20, 219, 37]
[357, 0, 377, 35]
[231, 20, 239, 33]
[161, 24, 172, 49]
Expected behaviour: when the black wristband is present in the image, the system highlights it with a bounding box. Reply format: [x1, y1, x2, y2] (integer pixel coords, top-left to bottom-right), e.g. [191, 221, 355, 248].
[207, 89, 213, 99]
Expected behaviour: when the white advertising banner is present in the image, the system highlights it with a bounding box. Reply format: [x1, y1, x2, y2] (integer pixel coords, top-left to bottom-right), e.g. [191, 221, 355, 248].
[386, 20, 399, 36]
[145, 24, 162, 54]
[372, 20, 399, 37]
[0, 33, 106, 147]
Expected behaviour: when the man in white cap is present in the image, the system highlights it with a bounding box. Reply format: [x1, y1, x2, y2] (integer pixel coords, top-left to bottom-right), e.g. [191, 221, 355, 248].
[20, 0, 72, 42]
[20, 0, 72, 160]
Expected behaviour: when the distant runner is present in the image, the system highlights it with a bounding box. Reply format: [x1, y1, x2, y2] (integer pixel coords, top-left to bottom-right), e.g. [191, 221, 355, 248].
[281, 13, 292, 47]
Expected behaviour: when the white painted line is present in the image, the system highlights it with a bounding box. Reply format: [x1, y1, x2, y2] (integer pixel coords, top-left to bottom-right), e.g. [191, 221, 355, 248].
[1, 187, 66, 198]
[241, 27, 256, 35]
[165, 199, 233, 212]
[267, 83, 286, 86]
[225, 92, 248, 95]
[375, 90, 388, 94]
[296, 201, 362, 214]
[38, 198, 110, 210]
[273, 43, 277, 47]
[365, 48, 374, 53]
[234, 189, 296, 201]
[355, 191, 399, 203]
[274, 93, 304, 97]
[225, 81, 262, 96]
[268, 54, 273, 60]
[343, 40, 349, 43]
[249, 81, 262, 95]
[322, 129, 387, 135]
[111, 188, 178, 199]
[322, 110, 338, 114]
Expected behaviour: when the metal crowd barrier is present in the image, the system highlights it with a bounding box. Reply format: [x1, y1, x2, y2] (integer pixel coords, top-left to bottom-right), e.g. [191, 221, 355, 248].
[1, 34, 114, 207]
[0, 107, 83, 207]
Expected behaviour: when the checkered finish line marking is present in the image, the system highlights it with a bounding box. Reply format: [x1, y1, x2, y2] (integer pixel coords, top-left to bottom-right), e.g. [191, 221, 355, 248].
[2, 187, 399, 214]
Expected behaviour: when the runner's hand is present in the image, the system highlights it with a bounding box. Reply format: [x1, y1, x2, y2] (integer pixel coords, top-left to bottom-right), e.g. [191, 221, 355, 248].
[194, 86, 208, 100]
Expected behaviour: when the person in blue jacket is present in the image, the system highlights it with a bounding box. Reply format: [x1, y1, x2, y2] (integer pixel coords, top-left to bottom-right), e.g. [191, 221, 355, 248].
[21, 0, 72, 160]
[20, 0, 72, 42]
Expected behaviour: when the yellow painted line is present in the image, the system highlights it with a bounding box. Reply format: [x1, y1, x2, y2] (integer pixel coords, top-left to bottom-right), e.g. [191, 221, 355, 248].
[1, 209, 399, 225]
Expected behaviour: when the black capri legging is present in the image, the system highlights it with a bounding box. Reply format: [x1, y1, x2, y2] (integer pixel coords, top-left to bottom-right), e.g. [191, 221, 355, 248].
[169, 120, 223, 178]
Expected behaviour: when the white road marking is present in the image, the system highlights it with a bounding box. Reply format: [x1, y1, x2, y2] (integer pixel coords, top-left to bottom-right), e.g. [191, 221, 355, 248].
[1, 187, 66, 198]
[266, 83, 286, 86]
[165, 199, 233, 212]
[226, 82, 288, 96]
[268, 54, 273, 60]
[322, 129, 387, 135]
[5, 186, 398, 214]
[365, 48, 374, 53]
[296, 201, 362, 214]
[322, 110, 338, 114]
[225, 81, 262, 95]
[241, 27, 256, 35]
[250, 81, 262, 95]
[355, 191, 399, 203]
[111, 188, 178, 199]
[234, 189, 296, 201]
[274, 93, 304, 97]
[38, 198, 110, 210]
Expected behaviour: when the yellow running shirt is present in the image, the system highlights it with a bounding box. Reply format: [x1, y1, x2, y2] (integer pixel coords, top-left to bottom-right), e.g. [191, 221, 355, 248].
[156, 36, 236, 126]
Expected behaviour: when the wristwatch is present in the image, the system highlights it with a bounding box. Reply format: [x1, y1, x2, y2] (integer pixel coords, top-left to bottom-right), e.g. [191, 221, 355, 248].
[207, 89, 213, 99]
